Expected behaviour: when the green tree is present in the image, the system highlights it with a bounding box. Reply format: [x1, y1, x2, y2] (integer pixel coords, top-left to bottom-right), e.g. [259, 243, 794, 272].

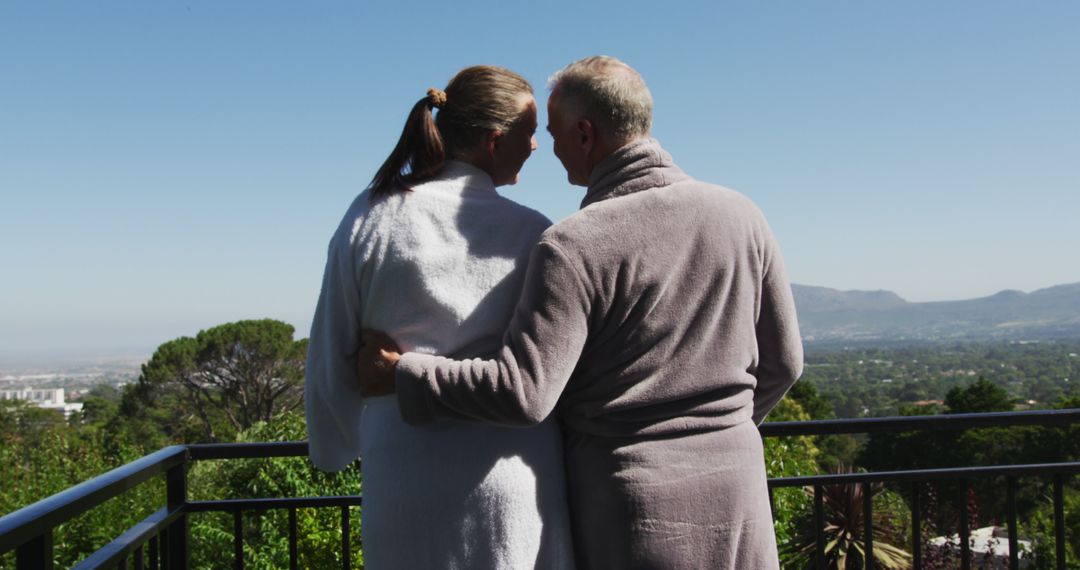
[0, 399, 65, 444]
[788, 380, 835, 420]
[121, 319, 308, 442]
[944, 377, 1013, 414]
[77, 382, 121, 426]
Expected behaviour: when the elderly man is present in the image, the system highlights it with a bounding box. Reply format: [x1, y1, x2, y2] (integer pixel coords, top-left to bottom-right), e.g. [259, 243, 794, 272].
[358, 56, 802, 569]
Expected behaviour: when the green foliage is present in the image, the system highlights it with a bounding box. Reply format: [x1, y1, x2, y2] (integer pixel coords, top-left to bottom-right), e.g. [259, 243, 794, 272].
[765, 398, 821, 550]
[944, 377, 1013, 414]
[0, 319, 318, 568]
[782, 380, 860, 471]
[856, 376, 1080, 567]
[801, 340, 1080, 418]
[0, 399, 163, 569]
[187, 411, 363, 569]
[120, 319, 307, 443]
[0, 393, 360, 570]
[1022, 483, 1080, 569]
[4, 334, 1079, 568]
[860, 377, 1052, 475]
[781, 472, 913, 570]
[815, 434, 862, 472]
[788, 380, 835, 420]
[859, 375, 1080, 534]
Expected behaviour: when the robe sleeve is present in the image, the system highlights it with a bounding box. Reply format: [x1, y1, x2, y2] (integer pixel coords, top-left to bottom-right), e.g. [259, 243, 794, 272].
[395, 239, 590, 426]
[751, 233, 804, 424]
[304, 234, 365, 471]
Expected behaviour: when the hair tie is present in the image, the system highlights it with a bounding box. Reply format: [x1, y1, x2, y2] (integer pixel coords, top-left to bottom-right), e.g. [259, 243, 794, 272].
[426, 87, 447, 108]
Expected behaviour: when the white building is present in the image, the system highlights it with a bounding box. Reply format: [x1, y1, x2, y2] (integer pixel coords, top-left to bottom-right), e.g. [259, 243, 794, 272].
[0, 387, 83, 418]
[930, 526, 1032, 569]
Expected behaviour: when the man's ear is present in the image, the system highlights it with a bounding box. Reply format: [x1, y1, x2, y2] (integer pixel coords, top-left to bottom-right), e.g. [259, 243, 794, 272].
[577, 119, 595, 151]
[485, 130, 504, 156]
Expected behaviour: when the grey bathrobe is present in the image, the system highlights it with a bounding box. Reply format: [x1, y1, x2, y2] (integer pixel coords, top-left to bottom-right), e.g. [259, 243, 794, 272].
[395, 139, 803, 569]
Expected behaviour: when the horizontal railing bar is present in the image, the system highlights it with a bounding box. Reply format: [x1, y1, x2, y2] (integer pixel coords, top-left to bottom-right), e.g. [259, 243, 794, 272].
[759, 408, 1080, 437]
[71, 506, 185, 570]
[187, 496, 363, 512]
[187, 442, 309, 460]
[0, 445, 188, 554]
[769, 461, 1080, 488]
[185, 409, 1080, 462]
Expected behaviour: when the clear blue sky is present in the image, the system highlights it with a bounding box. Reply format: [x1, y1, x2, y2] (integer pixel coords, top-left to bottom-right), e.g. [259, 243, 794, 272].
[2, 1, 1078, 356]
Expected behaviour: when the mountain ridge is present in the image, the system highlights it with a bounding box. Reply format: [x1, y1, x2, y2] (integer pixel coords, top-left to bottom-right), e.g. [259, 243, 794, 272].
[792, 282, 1080, 343]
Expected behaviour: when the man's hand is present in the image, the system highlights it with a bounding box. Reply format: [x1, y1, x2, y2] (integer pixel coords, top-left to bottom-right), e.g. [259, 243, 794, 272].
[356, 329, 402, 397]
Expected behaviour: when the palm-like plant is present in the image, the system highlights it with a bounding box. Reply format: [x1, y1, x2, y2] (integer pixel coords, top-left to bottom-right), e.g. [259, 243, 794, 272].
[782, 469, 913, 569]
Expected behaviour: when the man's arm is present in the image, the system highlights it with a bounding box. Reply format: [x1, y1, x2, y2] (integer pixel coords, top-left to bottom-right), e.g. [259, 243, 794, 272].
[381, 240, 591, 426]
[751, 236, 804, 425]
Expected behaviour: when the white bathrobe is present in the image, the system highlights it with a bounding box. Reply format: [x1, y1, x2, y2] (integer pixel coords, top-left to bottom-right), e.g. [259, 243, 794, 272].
[305, 161, 574, 569]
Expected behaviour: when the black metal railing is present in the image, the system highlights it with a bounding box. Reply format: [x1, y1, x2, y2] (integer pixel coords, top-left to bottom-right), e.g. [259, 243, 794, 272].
[0, 442, 361, 570]
[760, 409, 1080, 570]
[1, 409, 1078, 569]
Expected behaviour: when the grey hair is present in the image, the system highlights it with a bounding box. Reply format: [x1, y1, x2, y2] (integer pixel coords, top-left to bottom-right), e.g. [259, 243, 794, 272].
[547, 55, 652, 141]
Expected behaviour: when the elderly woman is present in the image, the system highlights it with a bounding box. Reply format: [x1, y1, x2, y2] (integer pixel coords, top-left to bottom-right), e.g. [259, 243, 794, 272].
[304, 66, 574, 569]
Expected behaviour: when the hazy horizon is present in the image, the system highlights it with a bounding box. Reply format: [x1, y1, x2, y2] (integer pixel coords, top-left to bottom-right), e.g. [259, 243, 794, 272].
[3, 280, 1077, 364]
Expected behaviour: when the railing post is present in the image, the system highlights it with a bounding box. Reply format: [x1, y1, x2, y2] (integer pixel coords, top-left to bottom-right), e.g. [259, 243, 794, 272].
[814, 485, 824, 570]
[863, 483, 873, 569]
[233, 510, 243, 570]
[149, 535, 159, 570]
[15, 532, 52, 570]
[1006, 477, 1018, 570]
[288, 507, 298, 570]
[341, 505, 351, 570]
[165, 458, 188, 570]
[1054, 475, 1066, 570]
[959, 481, 970, 570]
[911, 482, 921, 570]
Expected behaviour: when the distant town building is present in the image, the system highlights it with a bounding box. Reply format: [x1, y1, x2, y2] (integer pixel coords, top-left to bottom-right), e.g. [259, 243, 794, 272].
[0, 387, 83, 418]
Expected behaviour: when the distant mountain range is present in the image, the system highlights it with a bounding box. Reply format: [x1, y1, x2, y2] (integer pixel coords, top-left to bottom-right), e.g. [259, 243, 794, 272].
[792, 282, 1080, 344]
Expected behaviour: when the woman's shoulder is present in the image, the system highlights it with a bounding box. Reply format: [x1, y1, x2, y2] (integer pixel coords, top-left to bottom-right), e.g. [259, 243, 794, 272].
[332, 188, 374, 234]
[487, 195, 553, 231]
[326, 188, 396, 251]
[471, 195, 553, 252]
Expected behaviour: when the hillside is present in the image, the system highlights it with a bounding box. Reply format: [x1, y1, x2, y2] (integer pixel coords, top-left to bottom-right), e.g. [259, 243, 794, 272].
[793, 282, 1080, 343]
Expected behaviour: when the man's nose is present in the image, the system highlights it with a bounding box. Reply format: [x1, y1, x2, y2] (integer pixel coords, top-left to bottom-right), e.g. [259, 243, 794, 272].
[530, 136, 538, 151]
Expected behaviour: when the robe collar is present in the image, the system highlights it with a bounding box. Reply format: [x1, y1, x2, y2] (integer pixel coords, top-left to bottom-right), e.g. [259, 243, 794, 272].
[428, 160, 498, 196]
[580, 138, 690, 209]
